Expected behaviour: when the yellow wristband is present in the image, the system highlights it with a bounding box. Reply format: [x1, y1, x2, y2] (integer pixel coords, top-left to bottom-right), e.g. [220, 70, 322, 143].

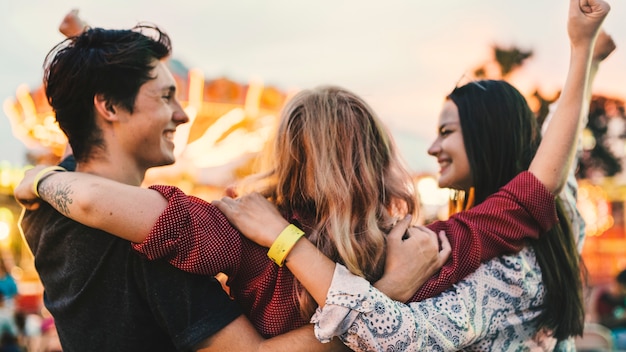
[267, 224, 305, 267]
[32, 166, 67, 198]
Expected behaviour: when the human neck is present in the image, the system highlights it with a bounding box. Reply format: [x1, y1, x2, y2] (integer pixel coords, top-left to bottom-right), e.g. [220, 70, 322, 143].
[75, 157, 147, 186]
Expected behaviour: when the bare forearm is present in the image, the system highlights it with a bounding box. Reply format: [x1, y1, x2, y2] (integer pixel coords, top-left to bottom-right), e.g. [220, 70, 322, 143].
[38, 172, 165, 242]
[284, 239, 336, 307]
[529, 44, 592, 194]
[529, 0, 609, 194]
[373, 278, 408, 302]
[197, 317, 349, 352]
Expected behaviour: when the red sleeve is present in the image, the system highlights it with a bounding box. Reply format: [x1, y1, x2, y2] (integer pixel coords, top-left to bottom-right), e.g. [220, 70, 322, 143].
[131, 185, 243, 278]
[410, 171, 558, 301]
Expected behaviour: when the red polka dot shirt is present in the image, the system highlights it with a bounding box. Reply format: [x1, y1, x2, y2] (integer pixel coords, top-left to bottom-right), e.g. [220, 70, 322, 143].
[133, 171, 557, 337]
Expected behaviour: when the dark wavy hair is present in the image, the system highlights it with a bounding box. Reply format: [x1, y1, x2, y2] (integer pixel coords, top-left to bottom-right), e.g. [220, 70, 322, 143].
[448, 80, 585, 341]
[44, 24, 171, 162]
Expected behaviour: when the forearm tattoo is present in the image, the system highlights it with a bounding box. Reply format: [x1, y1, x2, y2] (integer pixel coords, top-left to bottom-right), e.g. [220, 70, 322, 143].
[39, 180, 73, 216]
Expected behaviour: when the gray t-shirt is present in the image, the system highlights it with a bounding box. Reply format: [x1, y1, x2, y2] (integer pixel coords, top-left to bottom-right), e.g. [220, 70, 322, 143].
[22, 202, 241, 351]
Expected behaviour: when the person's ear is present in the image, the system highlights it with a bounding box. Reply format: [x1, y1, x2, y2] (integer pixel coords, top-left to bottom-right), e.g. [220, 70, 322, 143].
[93, 94, 117, 121]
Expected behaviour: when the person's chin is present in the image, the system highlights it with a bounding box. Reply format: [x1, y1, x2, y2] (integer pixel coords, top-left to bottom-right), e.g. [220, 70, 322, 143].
[155, 154, 176, 167]
[162, 149, 176, 163]
[438, 178, 453, 189]
[437, 172, 454, 189]
[163, 157, 176, 166]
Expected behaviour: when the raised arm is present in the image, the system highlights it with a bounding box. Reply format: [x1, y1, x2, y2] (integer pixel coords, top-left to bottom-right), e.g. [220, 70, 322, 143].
[589, 31, 615, 87]
[528, 0, 609, 194]
[58, 9, 88, 37]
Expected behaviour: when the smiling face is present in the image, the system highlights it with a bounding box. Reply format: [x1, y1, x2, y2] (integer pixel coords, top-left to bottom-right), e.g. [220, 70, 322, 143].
[427, 100, 472, 191]
[115, 60, 188, 170]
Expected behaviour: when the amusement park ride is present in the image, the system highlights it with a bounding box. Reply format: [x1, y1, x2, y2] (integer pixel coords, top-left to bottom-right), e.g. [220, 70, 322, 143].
[3, 61, 291, 198]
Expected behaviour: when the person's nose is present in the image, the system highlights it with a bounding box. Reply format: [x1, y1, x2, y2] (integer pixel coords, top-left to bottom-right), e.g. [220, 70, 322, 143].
[172, 99, 189, 125]
[427, 138, 440, 157]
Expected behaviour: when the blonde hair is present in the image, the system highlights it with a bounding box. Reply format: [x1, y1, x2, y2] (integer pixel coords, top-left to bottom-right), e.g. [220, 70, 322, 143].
[244, 86, 417, 317]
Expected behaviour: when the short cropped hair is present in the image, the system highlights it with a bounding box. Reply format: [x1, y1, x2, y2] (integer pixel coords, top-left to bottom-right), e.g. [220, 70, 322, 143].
[44, 24, 171, 162]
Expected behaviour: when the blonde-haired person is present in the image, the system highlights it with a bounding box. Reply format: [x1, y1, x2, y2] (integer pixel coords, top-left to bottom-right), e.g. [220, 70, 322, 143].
[245, 85, 433, 284]
[212, 0, 611, 350]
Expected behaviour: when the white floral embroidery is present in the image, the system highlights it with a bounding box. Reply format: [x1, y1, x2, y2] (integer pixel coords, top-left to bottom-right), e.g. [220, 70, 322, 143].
[314, 248, 575, 351]
[312, 182, 582, 352]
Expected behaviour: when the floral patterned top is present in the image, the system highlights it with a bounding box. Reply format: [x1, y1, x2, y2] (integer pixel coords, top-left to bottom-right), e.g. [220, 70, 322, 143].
[310, 178, 584, 351]
[310, 104, 588, 351]
[312, 251, 574, 351]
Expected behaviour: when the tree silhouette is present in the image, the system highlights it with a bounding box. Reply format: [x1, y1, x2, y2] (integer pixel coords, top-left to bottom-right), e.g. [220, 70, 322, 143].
[533, 89, 560, 128]
[578, 96, 624, 178]
[494, 46, 533, 77]
[473, 44, 624, 180]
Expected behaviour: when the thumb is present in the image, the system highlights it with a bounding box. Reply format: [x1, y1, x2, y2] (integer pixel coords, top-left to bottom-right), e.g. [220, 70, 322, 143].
[387, 215, 412, 244]
[224, 186, 238, 198]
[17, 200, 41, 211]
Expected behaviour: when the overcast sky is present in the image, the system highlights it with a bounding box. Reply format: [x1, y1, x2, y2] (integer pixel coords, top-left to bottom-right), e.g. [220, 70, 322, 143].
[1, 0, 625, 172]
